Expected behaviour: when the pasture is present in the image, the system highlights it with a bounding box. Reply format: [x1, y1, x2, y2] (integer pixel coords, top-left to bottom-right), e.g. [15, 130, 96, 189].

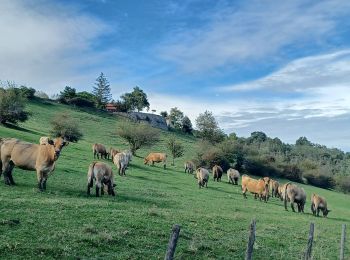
[0, 99, 349, 259]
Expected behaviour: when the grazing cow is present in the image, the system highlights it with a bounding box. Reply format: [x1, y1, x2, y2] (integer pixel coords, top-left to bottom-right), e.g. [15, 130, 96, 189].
[144, 152, 167, 169]
[109, 148, 120, 161]
[311, 193, 330, 217]
[87, 162, 116, 197]
[284, 183, 306, 213]
[184, 161, 195, 174]
[269, 179, 280, 198]
[0, 137, 67, 190]
[212, 165, 223, 182]
[123, 150, 133, 165]
[241, 175, 270, 202]
[196, 168, 209, 188]
[227, 168, 240, 185]
[113, 152, 128, 176]
[92, 143, 108, 159]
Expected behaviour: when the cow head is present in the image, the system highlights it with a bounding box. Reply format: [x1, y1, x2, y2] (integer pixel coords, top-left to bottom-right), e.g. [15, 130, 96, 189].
[323, 209, 331, 217]
[144, 158, 148, 165]
[53, 137, 68, 158]
[263, 177, 270, 187]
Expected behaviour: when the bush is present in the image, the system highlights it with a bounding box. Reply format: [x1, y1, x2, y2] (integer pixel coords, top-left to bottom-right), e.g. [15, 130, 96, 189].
[336, 176, 350, 193]
[68, 97, 95, 107]
[19, 86, 36, 99]
[280, 164, 303, 182]
[196, 141, 230, 171]
[303, 170, 335, 189]
[117, 121, 160, 155]
[0, 88, 30, 124]
[50, 112, 83, 142]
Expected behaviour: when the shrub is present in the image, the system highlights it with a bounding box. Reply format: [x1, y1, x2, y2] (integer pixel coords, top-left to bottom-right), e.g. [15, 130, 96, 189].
[336, 176, 350, 193]
[117, 121, 160, 155]
[50, 112, 83, 142]
[303, 170, 335, 189]
[19, 86, 36, 99]
[0, 88, 30, 124]
[167, 136, 184, 166]
[68, 97, 95, 108]
[280, 164, 303, 182]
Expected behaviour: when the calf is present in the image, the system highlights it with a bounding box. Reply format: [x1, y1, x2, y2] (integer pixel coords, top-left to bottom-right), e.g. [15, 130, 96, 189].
[184, 161, 195, 174]
[92, 143, 108, 159]
[212, 165, 223, 182]
[196, 168, 209, 188]
[311, 193, 330, 217]
[113, 153, 128, 176]
[87, 162, 115, 197]
[144, 152, 167, 169]
[227, 168, 240, 185]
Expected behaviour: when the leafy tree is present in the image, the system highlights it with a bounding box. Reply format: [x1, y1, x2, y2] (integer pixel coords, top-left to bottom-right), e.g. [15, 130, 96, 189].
[117, 121, 160, 155]
[181, 116, 193, 134]
[35, 91, 49, 99]
[168, 107, 184, 130]
[195, 110, 225, 143]
[160, 111, 168, 118]
[228, 132, 238, 140]
[19, 86, 36, 99]
[296, 136, 313, 146]
[50, 112, 83, 142]
[0, 87, 30, 124]
[167, 136, 184, 165]
[248, 131, 267, 144]
[59, 86, 76, 103]
[93, 72, 112, 109]
[120, 86, 150, 112]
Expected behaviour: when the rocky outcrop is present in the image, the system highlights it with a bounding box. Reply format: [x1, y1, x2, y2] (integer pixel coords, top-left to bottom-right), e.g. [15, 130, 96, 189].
[114, 112, 168, 130]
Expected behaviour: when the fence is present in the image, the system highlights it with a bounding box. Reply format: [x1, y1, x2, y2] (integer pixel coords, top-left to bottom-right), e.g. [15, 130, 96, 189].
[164, 221, 347, 260]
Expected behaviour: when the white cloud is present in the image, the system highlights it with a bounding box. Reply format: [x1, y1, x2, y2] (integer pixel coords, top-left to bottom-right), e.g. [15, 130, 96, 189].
[0, 0, 114, 93]
[159, 0, 350, 72]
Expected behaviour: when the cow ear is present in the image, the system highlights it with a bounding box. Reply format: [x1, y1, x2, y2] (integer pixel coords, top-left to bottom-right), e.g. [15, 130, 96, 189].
[48, 139, 54, 145]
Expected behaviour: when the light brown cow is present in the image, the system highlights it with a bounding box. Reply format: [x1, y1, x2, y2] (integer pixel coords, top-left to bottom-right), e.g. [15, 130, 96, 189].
[109, 147, 120, 161]
[0, 137, 67, 190]
[284, 183, 306, 213]
[39, 136, 53, 145]
[212, 165, 223, 182]
[311, 193, 330, 217]
[269, 179, 280, 198]
[278, 183, 288, 201]
[144, 152, 167, 169]
[196, 167, 209, 188]
[92, 143, 108, 159]
[87, 162, 115, 197]
[113, 152, 128, 176]
[227, 168, 240, 185]
[241, 175, 269, 202]
[184, 161, 195, 174]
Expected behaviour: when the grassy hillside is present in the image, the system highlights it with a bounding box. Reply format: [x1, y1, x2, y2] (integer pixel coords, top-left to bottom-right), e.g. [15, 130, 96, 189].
[0, 99, 349, 259]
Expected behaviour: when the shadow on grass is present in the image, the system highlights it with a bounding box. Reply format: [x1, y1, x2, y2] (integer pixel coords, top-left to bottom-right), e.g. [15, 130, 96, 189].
[2, 123, 43, 136]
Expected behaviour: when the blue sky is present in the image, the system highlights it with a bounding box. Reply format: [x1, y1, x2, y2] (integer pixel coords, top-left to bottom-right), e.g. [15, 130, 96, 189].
[1, 0, 350, 150]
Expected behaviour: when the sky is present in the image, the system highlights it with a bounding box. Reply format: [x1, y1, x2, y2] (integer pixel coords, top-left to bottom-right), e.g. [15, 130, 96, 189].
[1, 0, 350, 151]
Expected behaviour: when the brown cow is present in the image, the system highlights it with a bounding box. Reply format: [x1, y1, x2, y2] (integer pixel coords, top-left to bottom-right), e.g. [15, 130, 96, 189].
[311, 193, 330, 217]
[92, 143, 108, 159]
[241, 175, 269, 202]
[196, 168, 209, 188]
[144, 152, 167, 169]
[0, 137, 67, 190]
[269, 179, 280, 198]
[184, 161, 195, 174]
[87, 162, 115, 197]
[227, 168, 240, 185]
[284, 183, 306, 213]
[109, 147, 120, 161]
[212, 165, 223, 182]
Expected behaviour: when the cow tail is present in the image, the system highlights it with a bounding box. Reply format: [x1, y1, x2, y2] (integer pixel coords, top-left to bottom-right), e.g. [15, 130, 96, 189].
[284, 182, 291, 211]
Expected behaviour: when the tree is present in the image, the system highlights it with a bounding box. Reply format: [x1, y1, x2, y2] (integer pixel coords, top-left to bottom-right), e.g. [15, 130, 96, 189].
[248, 131, 267, 144]
[167, 136, 184, 166]
[117, 121, 160, 155]
[93, 72, 112, 109]
[50, 112, 83, 142]
[195, 110, 225, 143]
[35, 91, 49, 99]
[0, 87, 30, 124]
[160, 111, 168, 118]
[181, 116, 193, 134]
[168, 107, 184, 130]
[59, 86, 76, 103]
[120, 86, 150, 112]
[296, 136, 313, 146]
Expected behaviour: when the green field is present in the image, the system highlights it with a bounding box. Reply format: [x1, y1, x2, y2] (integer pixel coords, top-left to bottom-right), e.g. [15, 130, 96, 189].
[0, 99, 349, 259]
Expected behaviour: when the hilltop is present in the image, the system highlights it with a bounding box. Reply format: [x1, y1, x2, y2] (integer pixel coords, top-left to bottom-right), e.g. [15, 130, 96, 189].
[0, 99, 349, 259]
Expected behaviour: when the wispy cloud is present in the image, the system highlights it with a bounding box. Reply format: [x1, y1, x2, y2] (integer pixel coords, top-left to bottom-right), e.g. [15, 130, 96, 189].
[0, 0, 115, 92]
[159, 0, 350, 72]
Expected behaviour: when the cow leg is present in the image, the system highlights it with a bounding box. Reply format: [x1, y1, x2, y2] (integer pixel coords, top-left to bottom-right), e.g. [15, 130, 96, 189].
[101, 185, 105, 196]
[290, 201, 295, 212]
[316, 208, 320, 217]
[2, 160, 14, 185]
[164, 163, 166, 170]
[242, 188, 247, 199]
[6, 162, 15, 185]
[36, 170, 44, 191]
[95, 181, 102, 197]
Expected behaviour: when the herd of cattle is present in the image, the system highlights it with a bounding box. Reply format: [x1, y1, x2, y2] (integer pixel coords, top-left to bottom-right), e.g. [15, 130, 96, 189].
[0, 137, 330, 217]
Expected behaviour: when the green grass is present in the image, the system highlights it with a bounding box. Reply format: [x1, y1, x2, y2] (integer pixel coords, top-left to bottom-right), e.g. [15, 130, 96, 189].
[0, 99, 349, 259]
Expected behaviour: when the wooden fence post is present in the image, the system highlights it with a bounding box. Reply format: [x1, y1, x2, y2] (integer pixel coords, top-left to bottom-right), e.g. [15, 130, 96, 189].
[164, 224, 181, 260]
[245, 219, 256, 260]
[340, 224, 346, 260]
[304, 223, 315, 260]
